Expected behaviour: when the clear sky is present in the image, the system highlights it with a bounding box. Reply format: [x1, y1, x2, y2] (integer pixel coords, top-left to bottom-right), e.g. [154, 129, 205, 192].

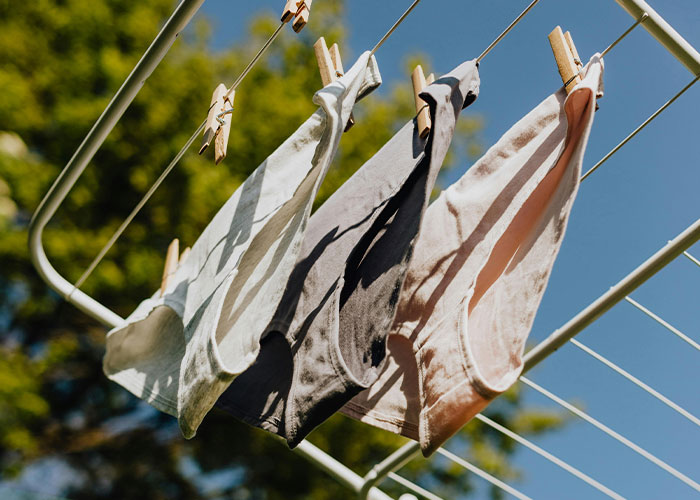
[200, 0, 700, 498]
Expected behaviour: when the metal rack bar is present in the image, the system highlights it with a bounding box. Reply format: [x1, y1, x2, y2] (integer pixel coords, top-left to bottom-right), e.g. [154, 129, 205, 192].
[359, 442, 422, 499]
[614, 0, 700, 76]
[293, 440, 393, 500]
[27, 0, 206, 328]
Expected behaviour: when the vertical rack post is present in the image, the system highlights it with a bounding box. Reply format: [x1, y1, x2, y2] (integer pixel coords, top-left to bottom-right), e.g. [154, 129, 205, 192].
[614, 0, 700, 76]
[27, 0, 207, 328]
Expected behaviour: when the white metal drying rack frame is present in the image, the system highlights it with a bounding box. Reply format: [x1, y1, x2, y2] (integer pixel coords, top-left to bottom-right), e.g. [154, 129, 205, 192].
[26, 0, 700, 498]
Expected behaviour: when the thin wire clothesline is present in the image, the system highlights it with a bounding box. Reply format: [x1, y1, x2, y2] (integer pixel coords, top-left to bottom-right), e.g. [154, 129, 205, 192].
[582, 74, 700, 181]
[569, 338, 700, 427]
[371, 0, 423, 55]
[624, 296, 700, 352]
[387, 473, 444, 500]
[563, 12, 648, 90]
[684, 250, 700, 268]
[71, 21, 287, 293]
[474, 414, 625, 499]
[69, 0, 539, 296]
[476, 0, 540, 63]
[378, 410, 624, 500]
[520, 376, 700, 493]
[436, 448, 533, 500]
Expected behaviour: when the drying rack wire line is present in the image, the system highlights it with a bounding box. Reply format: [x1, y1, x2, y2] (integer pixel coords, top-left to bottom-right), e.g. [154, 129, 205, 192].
[569, 338, 700, 427]
[435, 448, 533, 500]
[581, 74, 700, 181]
[624, 296, 700, 352]
[476, 0, 540, 63]
[72, 119, 204, 293]
[519, 376, 700, 493]
[474, 414, 625, 500]
[224, 22, 286, 101]
[564, 10, 647, 89]
[684, 251, 700, 268]
[28, 0, 208, 328]
[373, 0, 541, 61]
[370, 0, 423, 55]
[387, 473, 444, 500]
[601, 12, 647, 57]
[71, 21, 287, 294]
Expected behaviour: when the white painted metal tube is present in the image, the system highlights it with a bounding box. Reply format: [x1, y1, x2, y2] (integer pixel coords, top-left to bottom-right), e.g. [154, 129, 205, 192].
[523, 217, 700, 371]
[614, 0, 700, 76]
[293, 440, 394, 500]
[27, 0, 207, 329]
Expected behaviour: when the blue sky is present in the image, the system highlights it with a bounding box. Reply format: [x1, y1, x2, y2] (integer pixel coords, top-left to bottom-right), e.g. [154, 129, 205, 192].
[197, 0, 700, 498]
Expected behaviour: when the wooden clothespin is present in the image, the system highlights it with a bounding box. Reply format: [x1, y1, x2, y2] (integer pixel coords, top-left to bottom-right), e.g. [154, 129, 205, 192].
[160, 238, 179, 296]
[281, 1, 312, 32]
[548, 26, 581, 94]
[412, 65, 435, 139]
[199, 84, 234, 164]
[313, 37, 355, 131]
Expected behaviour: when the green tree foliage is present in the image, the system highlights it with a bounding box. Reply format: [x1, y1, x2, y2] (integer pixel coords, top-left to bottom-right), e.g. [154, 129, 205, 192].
[0, 0, 567, 498]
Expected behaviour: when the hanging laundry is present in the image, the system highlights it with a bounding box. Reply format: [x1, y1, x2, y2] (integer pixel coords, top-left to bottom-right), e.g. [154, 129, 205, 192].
[102, 53, 382, 439]
[342, 55, 605, 456]
[216, 60, 480, 448]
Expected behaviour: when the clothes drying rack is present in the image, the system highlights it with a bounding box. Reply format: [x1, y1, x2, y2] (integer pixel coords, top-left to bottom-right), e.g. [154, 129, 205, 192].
[26, 0, 700, 498]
